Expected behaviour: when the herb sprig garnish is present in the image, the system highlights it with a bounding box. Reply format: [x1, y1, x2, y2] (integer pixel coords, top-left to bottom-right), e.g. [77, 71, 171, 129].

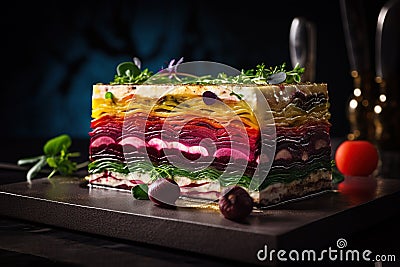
[18, 134, 88, 183]
[111, 58, 153, 85]
[110, 57, 305, 86]
[240, 62, 305, 84]
[145, 61, 305, 85]
[144, 61, 304, 101]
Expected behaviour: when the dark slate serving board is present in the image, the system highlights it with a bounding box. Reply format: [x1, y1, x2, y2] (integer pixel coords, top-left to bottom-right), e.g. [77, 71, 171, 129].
[0, 177, 399, 266]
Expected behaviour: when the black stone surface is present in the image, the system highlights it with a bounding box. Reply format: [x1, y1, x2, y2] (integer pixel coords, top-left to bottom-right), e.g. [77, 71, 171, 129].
[0, 176, 399, 266]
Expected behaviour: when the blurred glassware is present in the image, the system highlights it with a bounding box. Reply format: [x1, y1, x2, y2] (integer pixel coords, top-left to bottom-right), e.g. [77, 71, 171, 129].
[340, 0, 377, 142]
[373, 0, 400, 178]
[373, 0, 400, 151]
[289, 17, 316, 82]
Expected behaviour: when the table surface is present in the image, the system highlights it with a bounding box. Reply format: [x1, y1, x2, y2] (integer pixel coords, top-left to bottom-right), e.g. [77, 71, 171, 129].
[0, 138, 399, 267]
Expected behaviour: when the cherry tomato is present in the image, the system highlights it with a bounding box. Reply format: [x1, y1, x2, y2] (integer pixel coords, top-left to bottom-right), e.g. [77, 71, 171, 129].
[335, 140, 379, 176]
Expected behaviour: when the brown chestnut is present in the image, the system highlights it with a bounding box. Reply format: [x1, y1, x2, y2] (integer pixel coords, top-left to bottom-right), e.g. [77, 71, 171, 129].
[148, 178, 181, 208]
[219, 186, 253, 221]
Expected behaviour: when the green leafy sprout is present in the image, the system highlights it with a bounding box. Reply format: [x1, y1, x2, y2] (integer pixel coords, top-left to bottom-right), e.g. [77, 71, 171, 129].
[111, 61, 153, 85]
[110, 58, 305, 86]
[18, 134, 88, 184]
[239, 62, 305, 84]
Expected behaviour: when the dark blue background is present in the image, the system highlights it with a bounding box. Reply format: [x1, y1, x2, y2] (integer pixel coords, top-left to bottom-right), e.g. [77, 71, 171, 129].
[1, 0, 386, 139]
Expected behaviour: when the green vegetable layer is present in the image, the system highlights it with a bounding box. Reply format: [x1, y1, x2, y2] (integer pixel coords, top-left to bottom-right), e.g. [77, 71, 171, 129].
[89, 159, 332, 191]
[260, 161, 332, 189]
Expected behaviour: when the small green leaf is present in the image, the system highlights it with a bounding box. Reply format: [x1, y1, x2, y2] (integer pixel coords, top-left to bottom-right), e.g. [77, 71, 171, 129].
[43, 134, 71, 156]
[46, 157, 58, 168]
[56, 159, 76, 176]
[131, 184, 149, 200]
[117, 62, 140, 77]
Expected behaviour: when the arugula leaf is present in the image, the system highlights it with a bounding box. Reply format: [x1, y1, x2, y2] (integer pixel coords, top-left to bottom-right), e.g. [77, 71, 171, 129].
[132, 184, 149, 200]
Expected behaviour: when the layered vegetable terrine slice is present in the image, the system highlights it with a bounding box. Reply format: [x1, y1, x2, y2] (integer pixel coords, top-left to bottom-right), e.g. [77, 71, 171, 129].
[86, 82, 332, 206]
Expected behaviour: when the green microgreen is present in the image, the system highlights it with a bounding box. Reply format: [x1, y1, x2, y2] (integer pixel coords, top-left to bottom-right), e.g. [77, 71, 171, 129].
[240, 62, 305, 85]
[111, 58, 153, 85]
[110, 57, 305, 87]
[18, 134, 88, 183]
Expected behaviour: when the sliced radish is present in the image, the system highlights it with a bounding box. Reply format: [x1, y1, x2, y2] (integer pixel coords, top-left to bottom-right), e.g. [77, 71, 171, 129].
[90, 136, 115, 147]
[119, 136, 145, 148]
[188, 146, 209, 156]
[213, 148, 249, 160]
[168, 141, 189, 152]
[148, 138, 167, 150]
